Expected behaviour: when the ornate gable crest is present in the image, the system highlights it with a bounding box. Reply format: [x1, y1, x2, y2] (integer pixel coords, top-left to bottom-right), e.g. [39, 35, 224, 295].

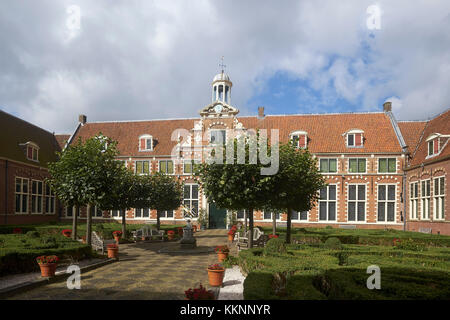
[199, 101, 239, 117]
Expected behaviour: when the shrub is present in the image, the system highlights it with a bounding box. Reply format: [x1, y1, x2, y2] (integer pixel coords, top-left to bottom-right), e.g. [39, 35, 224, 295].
[243, 272, 278, 300]
[324, 237, 342, 250]
[394, 238, 427, 252]
[26, 231, 40, 238]
[325, 226, 333, 230]
[264, 238, 287, 256]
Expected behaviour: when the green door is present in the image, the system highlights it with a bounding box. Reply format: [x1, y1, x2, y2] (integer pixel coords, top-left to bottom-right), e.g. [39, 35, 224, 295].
[209, 203, 227, 229]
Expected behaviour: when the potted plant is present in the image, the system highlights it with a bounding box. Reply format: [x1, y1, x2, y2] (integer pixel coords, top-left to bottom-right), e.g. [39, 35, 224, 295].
[184, 284, 215, 300]
[112, 230, 123, 243]
[227, 230, 235, 242]
[215, 245, 230, 262]
[207, 264, 225, 287]
[36, 255, 59, 277]
[81, 235, 87, 244]
[61, 229, 72, 238]
[107, 243, 119, 259]
[268, 234, 279, 239]
[167, 230, 176, 240]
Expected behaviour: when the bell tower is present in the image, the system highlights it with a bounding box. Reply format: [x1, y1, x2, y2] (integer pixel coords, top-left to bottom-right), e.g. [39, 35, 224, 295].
[211, 57, 232, 104]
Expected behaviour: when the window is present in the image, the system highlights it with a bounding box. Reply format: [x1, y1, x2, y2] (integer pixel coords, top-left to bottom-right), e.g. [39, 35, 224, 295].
[378, 185, 396, 222]
[428, 140, 434, 156]
[183, 159, 201, 175]
[158, 210, 174, 219]
[135, 208, 150, 218]
[44, 184, 55, 214]
[433, 177, 445, 220]
[291, 210, 308, 221]
[25, 142, 39, 161]
[263, 211, 281, 221]
[237, 210, 246, 219]
[290, 131, 307, 149]
[409, 182, 419, 220]
[159, 160, 174, 174]
[347, 131, 363, 147]
[111, 209, 125, 218]
[139, 135, 153, 151]
[378, 158, 396, 173]
[348, 185, 366, 222]
[66, 207, 80, 217]
[183, 184, 199, 217]
[31, 180, 43, 214]
[210, 130, 226, 144]
[135, 160, 150, 175]
[421, 180, 431, 220]
[90, 206, 103, 218]
[319, 185, 336, 221]
[348, 158, 366, 173]
[15, 177, 28, 213]
[320, 159, 337, 173]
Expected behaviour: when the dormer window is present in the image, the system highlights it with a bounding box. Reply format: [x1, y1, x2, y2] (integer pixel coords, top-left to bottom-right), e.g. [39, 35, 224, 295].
[428, 140, 436, 156]
[426, 133, 445, 157]
[345, 129, 364, 148]
[25, 142, 39, 161]
[290, 131, 307, 149]
[139, 134, 153, 151]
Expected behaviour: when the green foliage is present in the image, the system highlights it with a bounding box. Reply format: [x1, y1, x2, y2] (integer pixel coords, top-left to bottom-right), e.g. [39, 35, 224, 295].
[264, 238, 287, 256]
[26, 231, 40, 238]
[324, 237, 343, 250]
[394, 238, 427, 251]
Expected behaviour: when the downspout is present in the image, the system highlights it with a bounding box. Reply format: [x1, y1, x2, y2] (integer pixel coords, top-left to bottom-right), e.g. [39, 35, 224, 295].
[4, 160, 8, 225]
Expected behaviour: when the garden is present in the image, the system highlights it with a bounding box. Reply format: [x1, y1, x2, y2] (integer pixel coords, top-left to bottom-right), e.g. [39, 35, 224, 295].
[228, 227, 450, 300]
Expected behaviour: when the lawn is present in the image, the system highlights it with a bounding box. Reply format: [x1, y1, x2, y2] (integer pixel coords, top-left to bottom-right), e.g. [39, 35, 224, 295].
[236, 228, 450, 300]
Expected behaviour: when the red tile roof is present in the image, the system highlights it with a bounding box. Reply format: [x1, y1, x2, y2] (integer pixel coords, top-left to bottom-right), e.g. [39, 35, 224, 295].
[397, 121, 427, 154]
[407, 109, 450, 167]
[55, 134, 70, 149]
[71, 112, 403, 156]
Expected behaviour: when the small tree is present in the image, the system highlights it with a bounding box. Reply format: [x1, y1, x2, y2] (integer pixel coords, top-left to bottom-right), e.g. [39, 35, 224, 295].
[263, 142, 326, 244]
[47, 135, 122, 244]
[147, 172, 183, 230]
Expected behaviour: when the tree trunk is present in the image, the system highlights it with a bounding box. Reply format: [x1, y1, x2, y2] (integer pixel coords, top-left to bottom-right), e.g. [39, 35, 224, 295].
[248, 207, 254, 248]
[244, 210, 248, 233]
[156, 211, 161, 230]
[121, 209, 127, 237]
[286, 208, 292, 244]
[272, 211, 276, 235]
[72, 205, 78, 240]
[86, 204, 92, 246]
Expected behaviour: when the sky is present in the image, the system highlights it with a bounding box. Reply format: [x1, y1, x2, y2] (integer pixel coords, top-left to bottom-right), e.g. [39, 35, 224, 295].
[0, 0, 449, 134]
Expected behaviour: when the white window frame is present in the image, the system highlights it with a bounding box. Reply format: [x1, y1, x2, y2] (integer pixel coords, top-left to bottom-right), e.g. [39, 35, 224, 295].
[135, 160, 151, 175]
[25, 142, 39, 162]
[409, 181, 419, 220]
[377, 184, 396, 223]
[348, 158, 367, 174]
[110, 209, 125, 220]
[347, 184, 367, 223]
[319, 158, 338, 173]
[236, 209, 246, 220]
[290, 130, 308, 149]
[318, 185, 337, 222]
[15, 177, 29, 214]
[139, 134, 153, 152]
[90, 205, 104, 219]
[159, 160, 174, 175]
[433, 176, 445, 220]
[291, 210, 308, 221]
[262, 211, 282, 221]
[134, 207, 151, 219]
[183, 159, 201, 175]
[345, 129, 364, 148]
[159, 210, 175, 220]
[44, 183, 55, 215]
[31, 180, 43, 214]
[66, 206, 80, 218]
[183, 184, 199, 218]
[420, 179, 431, 220]
[378, 158, 397, 174]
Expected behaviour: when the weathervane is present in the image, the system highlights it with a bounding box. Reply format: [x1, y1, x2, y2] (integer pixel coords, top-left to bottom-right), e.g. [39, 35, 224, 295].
[219, 56, 226, 74]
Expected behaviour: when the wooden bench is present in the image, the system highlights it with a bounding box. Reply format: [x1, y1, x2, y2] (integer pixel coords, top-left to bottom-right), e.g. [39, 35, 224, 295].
[236, 228, 267, 251]
[131, 226, 165, 242]
[91, 231, 116, 255]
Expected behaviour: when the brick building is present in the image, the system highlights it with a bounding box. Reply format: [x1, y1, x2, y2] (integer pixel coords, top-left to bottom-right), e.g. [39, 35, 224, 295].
[0, 110, 62, 225]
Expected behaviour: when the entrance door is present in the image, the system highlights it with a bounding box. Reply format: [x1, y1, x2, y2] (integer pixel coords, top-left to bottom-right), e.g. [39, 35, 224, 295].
[209, 203, 227, 229]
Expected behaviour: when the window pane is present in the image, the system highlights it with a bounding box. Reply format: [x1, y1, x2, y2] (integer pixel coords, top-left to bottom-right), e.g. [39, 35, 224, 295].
[358, 185, 365, 200]
[388, 159, 396, 172]
[160, 161, 166, 173]
[300, 211, 308, 220]
[16, 179, 21, 193]
[146, 138, 152, 150]
[440, 177, 444, 195]
[320, 159, 328, 172]
[328, 202, 336, 220]
[184, 162, 192, 174]
[22, 180, 28, 193]
[319, 202, 327, 220]
[135, 208, 141, 218]
[348, 202, 355, 221]
[16, 195, 20, 212]
[379, 159, 387, 173]
[142, 208, 149, 217]
[348, 134, 354, 146]
[388, 185, 395, 200]
[264, 211, 271, 220]
[378, 185, 386, 200]
[427, 180, 431, 196]
[291, 210, 299, 220]
[357, 202, 365, 221]
[136, 161, 143, 174]
[349, 159, 357, 172]
[358, 159, 366, 172]
[329, 159, 337, 172]
[378, 202, 385, 221]
[320, 187, 327, 200]
[167, 161, 174, 174]
[184, 185, 190, 199]
[237, 210, 245, 219]
[143, 161, 149, 174]
[191, 185, 198, 199]
[167, 210, 173, 218]
[349, 185, 356, 200]
[387, 203, 395, 221]
[328, 185, 336, 200]
[32, 181, 37, 194]
[428, 141, 433, 155]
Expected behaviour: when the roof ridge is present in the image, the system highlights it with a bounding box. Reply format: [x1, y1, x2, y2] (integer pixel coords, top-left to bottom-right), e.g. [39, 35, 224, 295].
[411, 119, 430, 159]
[0, 109, 55, 136]
[238, 111, 385, 118]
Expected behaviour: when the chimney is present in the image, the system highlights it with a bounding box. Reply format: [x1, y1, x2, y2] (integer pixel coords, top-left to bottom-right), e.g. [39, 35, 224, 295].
[79, 114, 87, 124]
[383, 102, 392, 112]
[258, 106, 265, 119]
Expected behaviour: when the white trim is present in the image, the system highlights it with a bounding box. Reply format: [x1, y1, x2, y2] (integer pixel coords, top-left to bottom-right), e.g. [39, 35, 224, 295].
[347, 183, 367, 223]
[376, 184, 397, 223]
[377, 157, 397, 174]
[347, 158, 367, 174]
[138, 134, 154, 152]
[318, 184, 337, 222]
[14, 177, 29, 214]
[433, 176, 445, 221]
[420, 179, 431, 221]
[409, 181, 419, 220]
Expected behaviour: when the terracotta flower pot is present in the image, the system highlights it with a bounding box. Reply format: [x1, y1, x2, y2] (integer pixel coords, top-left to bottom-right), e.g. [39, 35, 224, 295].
[228, 234, 234, 241]
[114, 236, 121, 243]
[217, 252, 229, 262]
[168, 234, 175, 241]
[39, 263, 57, 277]
[207, 268, 225, 287]
[107, 247, 119, 259]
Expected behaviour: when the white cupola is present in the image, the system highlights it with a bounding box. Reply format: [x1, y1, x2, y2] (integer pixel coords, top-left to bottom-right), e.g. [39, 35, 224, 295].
[212, 71, 232, 104]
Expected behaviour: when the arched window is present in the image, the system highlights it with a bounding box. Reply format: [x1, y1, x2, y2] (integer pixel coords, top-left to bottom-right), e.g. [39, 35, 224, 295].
[24, 142, 39, 161]
[290, 131, 307, 149]
[139, 134, 153, 151]
[345, 129, 364, 147]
